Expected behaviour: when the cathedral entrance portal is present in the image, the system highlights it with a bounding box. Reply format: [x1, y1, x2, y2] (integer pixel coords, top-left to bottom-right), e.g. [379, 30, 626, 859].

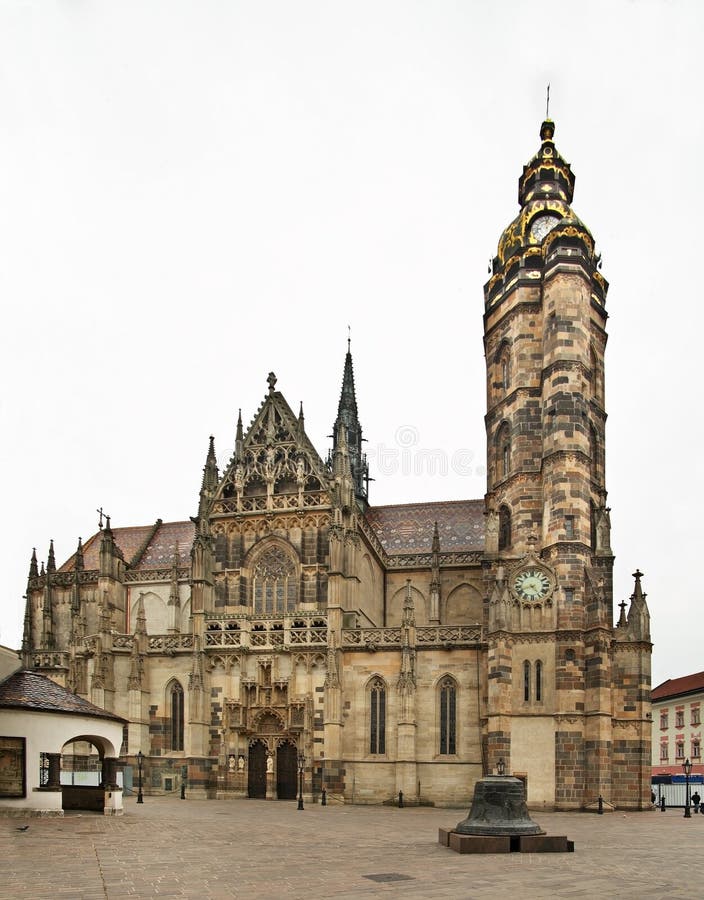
[248, 741, 267, 799]
[276, 741, 297, 800]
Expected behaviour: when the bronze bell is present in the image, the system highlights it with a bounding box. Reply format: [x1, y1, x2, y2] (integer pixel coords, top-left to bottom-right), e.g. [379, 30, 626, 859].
[456, 776, 544, 836]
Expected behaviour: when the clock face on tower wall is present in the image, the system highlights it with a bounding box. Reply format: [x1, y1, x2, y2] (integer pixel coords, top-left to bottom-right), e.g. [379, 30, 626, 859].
[513, 568, 552, 602]
[530, 214, 560, 242]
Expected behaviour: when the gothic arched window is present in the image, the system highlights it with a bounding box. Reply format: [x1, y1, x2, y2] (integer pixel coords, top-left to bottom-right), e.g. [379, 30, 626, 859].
[369, 677, 386, 755]
[169, 680, 184, 751]
[251, 544, 298, 614]
[523, 661, 531, 703]
[535, 660, 543, 702]
[496, 422, 511, 481]
[439, 676, 457, 755]
[498, 505, 511, 551]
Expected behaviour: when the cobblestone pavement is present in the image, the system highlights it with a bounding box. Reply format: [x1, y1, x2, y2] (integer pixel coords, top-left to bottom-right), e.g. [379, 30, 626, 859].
[3, 797, 704, 899]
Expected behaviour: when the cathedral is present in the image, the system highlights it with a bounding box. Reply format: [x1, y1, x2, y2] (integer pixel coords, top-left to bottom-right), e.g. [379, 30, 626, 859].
[21, 118, 652, 809]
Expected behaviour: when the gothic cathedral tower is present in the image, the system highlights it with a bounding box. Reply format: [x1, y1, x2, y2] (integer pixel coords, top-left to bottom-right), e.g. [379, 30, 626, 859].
[482, 119, 651, 809]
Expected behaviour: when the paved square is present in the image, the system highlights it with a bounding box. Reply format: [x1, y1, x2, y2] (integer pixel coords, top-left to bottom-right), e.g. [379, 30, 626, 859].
[3, 798, 704, 898]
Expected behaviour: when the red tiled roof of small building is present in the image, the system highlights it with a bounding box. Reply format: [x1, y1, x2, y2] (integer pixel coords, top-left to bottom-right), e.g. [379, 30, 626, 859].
[0, 670, 126, 722]
[652, 672, 704, 701]
[365, 499, 485, 555]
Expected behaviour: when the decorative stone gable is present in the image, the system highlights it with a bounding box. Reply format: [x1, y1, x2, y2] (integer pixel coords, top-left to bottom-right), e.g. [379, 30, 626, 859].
[213, 375, 332, 516]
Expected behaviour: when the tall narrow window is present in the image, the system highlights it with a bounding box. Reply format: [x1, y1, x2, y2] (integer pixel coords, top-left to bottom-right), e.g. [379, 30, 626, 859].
[369, 678, 386, 755]
[535, 660, 543, 702]
[439, 676, 457, 755]
[565, 516, 575, 539]
[170, 681, 184, 751]
[523, 661, 531, 703]
[498, 505, 511, 551]
[497, 423, 511, 481]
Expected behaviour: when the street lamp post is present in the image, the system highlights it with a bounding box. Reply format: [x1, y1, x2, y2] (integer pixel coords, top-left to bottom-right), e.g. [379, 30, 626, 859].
[683, 757, 692, 818]
[297, 754, 305, 811]
[136, 751, 144, 804]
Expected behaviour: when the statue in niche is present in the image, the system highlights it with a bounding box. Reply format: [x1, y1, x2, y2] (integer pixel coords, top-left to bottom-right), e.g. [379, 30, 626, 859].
[266, 754, 274, 774]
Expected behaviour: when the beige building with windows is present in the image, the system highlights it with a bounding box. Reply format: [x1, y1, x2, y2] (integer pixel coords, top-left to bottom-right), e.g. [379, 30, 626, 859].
[652, 673, 704, 778]
[19, 119, 652, 810]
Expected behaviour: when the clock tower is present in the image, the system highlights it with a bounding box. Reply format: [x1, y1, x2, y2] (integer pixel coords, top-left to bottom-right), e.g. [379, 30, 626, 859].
[482, 119, 651, 808]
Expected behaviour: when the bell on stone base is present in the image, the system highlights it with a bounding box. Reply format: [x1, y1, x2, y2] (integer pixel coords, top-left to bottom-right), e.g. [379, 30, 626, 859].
[456, 776, 544, 836]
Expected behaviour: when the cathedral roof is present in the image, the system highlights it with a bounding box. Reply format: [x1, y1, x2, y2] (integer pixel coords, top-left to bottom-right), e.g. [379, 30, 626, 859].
[0, 669, 126, 722]
[365, 499, 485, 555]
[59, 520, 195, 573]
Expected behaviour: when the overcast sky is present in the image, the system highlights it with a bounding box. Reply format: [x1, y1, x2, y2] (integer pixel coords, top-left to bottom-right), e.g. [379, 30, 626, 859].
[1, 1, 701, 688]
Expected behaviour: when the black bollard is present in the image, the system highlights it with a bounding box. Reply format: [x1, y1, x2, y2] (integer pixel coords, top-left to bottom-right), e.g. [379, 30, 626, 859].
[398, 791, 404, 808]
[598, 795, 603, 815]
[181, 782, 186, 799]
[321, 788, 326, 806]
[660, 796, 666, 812]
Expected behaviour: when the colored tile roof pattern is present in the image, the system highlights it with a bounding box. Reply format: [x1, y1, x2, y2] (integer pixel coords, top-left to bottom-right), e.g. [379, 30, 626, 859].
[652, 672, 704, 701]
[138, 521, 194, 569]
[0, 669, 126, 722]
[365, 499, 485, 555]
[59, 521, 194, 572]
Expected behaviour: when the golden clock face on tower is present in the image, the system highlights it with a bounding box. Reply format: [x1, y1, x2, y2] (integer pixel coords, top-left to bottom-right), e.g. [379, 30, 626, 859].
[513, 568, 551, 602]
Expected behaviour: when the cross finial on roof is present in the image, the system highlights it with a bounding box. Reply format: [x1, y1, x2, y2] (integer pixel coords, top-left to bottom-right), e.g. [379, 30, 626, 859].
[267, 372, 277, 393]
[546, 82, 550, 119]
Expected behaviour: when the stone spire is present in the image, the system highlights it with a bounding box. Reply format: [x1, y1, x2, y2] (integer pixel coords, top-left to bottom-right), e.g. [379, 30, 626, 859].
[74, 537, 84, 572]
[235, 410, 244, 460]
[197, 436, 219, 523]
[429, 522, 441, 623]
[28, 548, 38, 580]
[626, 569, 651, 642]
[47, 539, 56, 574]
[332, 340, 369, 507]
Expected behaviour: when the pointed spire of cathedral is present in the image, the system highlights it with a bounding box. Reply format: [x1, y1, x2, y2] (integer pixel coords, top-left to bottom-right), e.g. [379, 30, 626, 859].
[197, 436, 219, 523]
[235, 410, 244, 459]
[626, 569, 651, 642]
[29, 548, 38, 580]
[40, 561, 45, 578]
[74, 537, 84, 571]
[47, 539, 56, 574]
[332, 339, 369, 506]
[298, 401, 305, 437]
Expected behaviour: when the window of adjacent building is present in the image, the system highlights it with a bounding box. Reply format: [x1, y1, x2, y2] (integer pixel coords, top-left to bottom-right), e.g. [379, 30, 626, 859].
[252, 544, 298, 614]
[693, 707, 701, 726]
[369, 678, 386, 755]
[676, 740, 685, 759]
[660, 711, 668, 730]
[676, 710, 685, 728]
[439, 676, 457, 755]
[169, 680, 184, 751]
[660, 743, 668, 761]
[693, 739, 701, 759]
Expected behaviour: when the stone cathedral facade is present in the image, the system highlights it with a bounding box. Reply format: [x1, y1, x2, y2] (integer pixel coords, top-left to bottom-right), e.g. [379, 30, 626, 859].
[21, 120, 652, 809]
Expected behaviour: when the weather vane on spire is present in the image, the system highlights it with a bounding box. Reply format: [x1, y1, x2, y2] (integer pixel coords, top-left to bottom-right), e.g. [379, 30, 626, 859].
[546, 83, 550, 119]
[347, 324, 351, 353]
